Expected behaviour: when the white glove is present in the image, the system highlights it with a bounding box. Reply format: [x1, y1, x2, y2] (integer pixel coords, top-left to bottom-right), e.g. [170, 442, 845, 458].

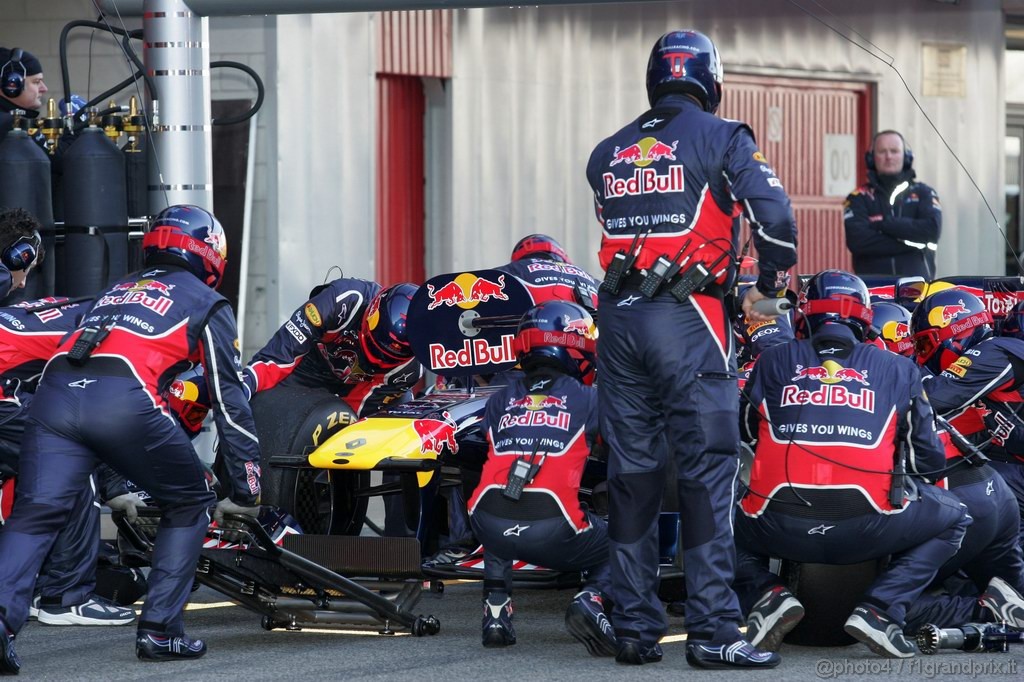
[105, 492, 147, 523]
[213, 497, 260, 525]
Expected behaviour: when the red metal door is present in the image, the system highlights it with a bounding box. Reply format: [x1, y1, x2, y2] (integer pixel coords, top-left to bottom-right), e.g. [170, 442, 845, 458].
[719, 75, 873, 276]
[376, 75, 426, 287]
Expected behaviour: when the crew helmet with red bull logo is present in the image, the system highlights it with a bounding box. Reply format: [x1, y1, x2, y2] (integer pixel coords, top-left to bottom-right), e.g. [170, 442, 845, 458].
[870, 301, 914, 357]
[646, 29, 723, 113]
[142, 204, 227, 289]
[795, 269, 873, 341]
[510, 234, 570, 264]
[360, 282, 417, 367]
[910, 288, 992, 374]
[513, 300, 597, 385]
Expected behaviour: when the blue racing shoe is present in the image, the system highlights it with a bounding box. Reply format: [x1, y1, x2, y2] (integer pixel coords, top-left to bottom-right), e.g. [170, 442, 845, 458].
[685, 639, 781, 669]
[481, 593, 516, 648]
[136, 632, 207, 661]
[0, 616, 19, 675]
[565, 590, 617, 657]
[615, 638, 663, 665]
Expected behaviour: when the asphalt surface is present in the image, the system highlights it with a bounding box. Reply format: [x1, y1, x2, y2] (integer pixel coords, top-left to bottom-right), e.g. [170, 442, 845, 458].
[16, 500, 1023, 680]
[10, 580, 1022, 681]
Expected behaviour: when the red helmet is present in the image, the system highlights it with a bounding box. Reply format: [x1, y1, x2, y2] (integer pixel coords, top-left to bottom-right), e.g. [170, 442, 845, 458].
[910, 288, 992, 374]
[360, 283, 417, 367]
[510, 234, 570, 264]
[142, 205, 227, 289]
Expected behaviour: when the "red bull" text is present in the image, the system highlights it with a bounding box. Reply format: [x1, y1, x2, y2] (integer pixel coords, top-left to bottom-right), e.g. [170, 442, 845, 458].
[429, 334, 516, 370]
[602, 166, 685, 198]
[780, 385, 876, 413]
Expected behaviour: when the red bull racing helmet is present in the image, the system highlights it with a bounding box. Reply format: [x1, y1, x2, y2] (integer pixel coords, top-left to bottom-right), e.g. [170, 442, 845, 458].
[911, 288, 992, 374]
[646, 29, 723, 113]
[510, 234, 570, 264]
[513, 300, 597, 385]
[870, 301, 914, 357]
[360, 283, 417, 367]
[165, 366, 210, 436]
[142, 204, 227, 289]
[795, 270, 873, 341]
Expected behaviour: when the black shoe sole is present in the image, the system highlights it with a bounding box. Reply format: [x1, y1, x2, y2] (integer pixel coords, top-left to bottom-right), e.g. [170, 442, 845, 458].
[136, 649, 207, 662]
[748, 602, 805, 652]
[481, 630, 516, 648]
[565, 608, 617, 657]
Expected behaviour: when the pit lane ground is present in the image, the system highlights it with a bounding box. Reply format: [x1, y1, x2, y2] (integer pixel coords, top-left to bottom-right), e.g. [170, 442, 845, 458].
[14, 581, 1024, 682]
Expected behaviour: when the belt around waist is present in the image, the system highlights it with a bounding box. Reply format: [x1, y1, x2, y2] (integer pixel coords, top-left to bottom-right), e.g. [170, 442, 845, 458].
[619, 271, 725, 300]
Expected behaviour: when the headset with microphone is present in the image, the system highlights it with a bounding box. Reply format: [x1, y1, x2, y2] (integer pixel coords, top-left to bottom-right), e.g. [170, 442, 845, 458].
[1, 48, 26, 99]
[865, 129, 914, 173]
[2, 231, 41, 272]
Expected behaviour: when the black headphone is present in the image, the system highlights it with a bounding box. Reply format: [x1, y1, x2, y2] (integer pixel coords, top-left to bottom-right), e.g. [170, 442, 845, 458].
[865, 130, 913, 173]
[1, 48, 26, 99]
[2, 231, 40, 271]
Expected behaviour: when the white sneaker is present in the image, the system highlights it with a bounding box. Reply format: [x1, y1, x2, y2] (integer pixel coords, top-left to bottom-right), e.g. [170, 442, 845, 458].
[979, 576, 1024, 628]
[37, 595, 135, 626]
[28, 595, 39, 621]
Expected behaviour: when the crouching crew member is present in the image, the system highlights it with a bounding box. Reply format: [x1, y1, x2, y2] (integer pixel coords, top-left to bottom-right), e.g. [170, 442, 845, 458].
[0, 205, 261, 673]
[737, 270, 970, 659]
[467, 301, 613, 656]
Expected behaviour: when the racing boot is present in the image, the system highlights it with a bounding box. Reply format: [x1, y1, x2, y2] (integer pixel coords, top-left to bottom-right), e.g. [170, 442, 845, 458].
[565, 589, 617, 657]
[37, 595, 136, 626]
[745, 585, 804, 652]
[844, 604, 916, 658]
[481, 592, 516, 647]
[615, 638, 663, 665]
[136, 630, 207, 661]
[685, 639, 780, 669]
[979, 577, 1024, 628]
[0, 615, 19, 675]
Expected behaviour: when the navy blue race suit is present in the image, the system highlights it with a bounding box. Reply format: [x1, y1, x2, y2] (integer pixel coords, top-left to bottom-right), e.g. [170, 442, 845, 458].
[496, 258, 600, 309]
[243, 277, 422, 417]
[586, 93, 797, 645]
[843, 169, 941, 278]
[0, 264, 261, 637]
[468, 370, 609, 594]
[0, 297, 120, 609]
[922, 336, 1024, 541]
[735, 325, 970, 628]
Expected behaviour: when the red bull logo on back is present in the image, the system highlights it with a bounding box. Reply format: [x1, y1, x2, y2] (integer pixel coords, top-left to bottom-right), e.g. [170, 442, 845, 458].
[608, 137, 679, 168]
[426, 274, 508, 310]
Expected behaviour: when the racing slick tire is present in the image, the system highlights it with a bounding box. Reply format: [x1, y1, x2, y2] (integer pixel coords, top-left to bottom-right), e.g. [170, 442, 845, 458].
[251, 386, 368, 536]
[781, 558, 882, 646]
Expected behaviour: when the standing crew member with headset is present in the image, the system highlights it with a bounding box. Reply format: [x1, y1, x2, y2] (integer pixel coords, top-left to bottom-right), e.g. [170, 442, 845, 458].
[0, 47, 48, 142]
[586, 29, 797, 669]
[843, 130, 941, 278]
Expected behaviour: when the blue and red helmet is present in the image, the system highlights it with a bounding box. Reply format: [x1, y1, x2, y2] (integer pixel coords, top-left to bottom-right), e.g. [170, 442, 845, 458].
[513, 300, 597, 385]
[510, 234, 570, 264]
[870, 301, 914, 357]
[142, 204, 227, 289]
[911, 288, 993, 375]
[646, 30, 723, 113]
[360, 283, 417, 367]
[795, 270, 874, 341]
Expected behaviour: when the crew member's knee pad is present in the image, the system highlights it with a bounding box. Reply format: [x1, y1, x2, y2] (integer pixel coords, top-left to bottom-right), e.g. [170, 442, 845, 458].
[608, 470, 663, 544]
[3, 500, 72, 535]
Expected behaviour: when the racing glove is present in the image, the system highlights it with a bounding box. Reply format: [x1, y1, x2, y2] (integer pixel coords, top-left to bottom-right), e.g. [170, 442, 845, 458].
[106, 492, 147, 524]
[213, 497, 261, 545]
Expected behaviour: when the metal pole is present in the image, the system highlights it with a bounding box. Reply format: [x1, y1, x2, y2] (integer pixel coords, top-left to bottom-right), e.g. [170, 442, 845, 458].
[143, 0, 213, 213]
